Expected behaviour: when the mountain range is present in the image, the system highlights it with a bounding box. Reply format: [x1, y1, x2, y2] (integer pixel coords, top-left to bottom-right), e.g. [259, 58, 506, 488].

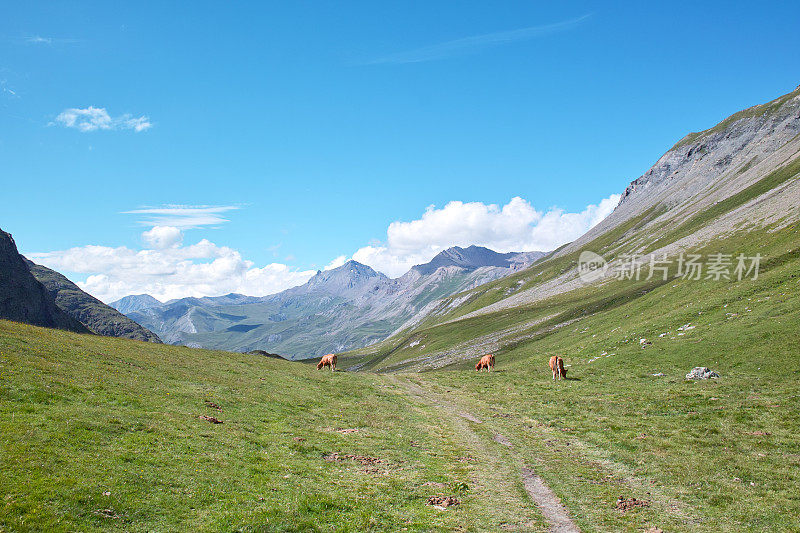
[113, 246, 545, 357]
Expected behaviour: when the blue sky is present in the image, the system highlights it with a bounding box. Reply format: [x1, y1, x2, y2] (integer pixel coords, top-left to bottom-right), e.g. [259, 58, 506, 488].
[2, 1, 799, 301]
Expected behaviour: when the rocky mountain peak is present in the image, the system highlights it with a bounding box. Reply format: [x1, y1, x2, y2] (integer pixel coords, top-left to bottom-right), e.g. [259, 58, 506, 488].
[413, 245, 519, 275]
[110, 294, 163, 315]
[303, 259, 388, 295]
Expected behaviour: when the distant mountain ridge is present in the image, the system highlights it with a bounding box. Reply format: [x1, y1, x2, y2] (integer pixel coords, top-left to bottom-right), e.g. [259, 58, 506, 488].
[121, 246, 547, 357]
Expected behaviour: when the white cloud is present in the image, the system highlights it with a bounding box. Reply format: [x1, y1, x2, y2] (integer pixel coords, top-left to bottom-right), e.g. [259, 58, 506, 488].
[1, 80, 18, 98]
[29, 237, 317, 303]
[142, 226, 182, 249]
[27, 36, 53, 44]
[54, 106, 152, 132]
[124, 205, 239, 228]
[323, 255, 347, 271]
[352, 195, 620, 277]
[25, 36, 80, 45]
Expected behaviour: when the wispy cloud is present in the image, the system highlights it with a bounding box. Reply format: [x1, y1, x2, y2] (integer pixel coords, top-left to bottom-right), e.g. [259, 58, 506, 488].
[53, 106, 152, 132]
[364, 14, 592, 65]
[25, 35, 81, 45]
[1, 80, 18, 98]
[124, 205, 241, 228]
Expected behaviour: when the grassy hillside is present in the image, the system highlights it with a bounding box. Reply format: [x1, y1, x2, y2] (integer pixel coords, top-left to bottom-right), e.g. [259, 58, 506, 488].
[0, 320, 552, 532]
[337, 221, 800, 531]
[4, 87, 799, 533]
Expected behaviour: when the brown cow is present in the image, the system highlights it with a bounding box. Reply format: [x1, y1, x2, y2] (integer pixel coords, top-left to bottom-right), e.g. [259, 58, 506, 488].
[475, 353, 495, 372]
[549, 356, 567, 380]
[317, 353, 337, 372]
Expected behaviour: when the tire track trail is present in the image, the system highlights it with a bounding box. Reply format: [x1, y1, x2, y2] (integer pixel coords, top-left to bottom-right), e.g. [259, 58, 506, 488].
[386, 374, 579, 533]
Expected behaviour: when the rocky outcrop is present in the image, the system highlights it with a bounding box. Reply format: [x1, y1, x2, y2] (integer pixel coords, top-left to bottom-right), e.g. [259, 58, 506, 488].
[618, 86, 800, 210]
[0, 229, 87, 333]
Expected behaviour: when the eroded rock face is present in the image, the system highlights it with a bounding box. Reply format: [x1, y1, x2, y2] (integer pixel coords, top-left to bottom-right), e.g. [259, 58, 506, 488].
[686, 367, 720, 380]
[617, 87, 800, 210]
[0, 228, 87, 333]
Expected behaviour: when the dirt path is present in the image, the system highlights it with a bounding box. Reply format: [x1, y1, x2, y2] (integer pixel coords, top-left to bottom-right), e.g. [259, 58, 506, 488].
[521, 469, 580, 533]
[386, 374, 580, 533]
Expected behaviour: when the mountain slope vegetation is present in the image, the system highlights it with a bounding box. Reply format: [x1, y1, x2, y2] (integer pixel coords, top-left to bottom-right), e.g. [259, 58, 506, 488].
[25, 260, 162, 343]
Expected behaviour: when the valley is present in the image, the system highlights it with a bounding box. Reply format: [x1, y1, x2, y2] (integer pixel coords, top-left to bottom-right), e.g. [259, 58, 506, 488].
[2, 84, 799, 531]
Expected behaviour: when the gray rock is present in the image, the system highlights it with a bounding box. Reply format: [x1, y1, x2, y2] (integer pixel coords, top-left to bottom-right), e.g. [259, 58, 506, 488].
[686, 367, 720, 380]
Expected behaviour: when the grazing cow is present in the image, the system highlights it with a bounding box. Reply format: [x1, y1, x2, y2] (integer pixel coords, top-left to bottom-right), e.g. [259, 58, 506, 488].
[549, 356, 567, 380]
[317, 353, 337, 372]
[475, 353, 495, 372]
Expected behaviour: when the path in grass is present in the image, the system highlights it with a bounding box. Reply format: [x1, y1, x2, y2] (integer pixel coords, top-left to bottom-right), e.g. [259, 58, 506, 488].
[386, 374, 579, 533]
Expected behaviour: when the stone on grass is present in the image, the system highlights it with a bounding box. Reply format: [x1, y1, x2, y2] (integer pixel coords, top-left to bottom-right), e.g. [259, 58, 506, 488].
[686, 367, 719, 380]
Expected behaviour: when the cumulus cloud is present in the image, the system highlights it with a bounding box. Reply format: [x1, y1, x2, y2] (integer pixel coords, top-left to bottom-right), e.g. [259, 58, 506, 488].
[352, 195, 620, 277]
[142, 226, 182, 249]
[29, 237, 317, 303]
[54, 106, 152, 132]
[25, 203, 318, 302]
